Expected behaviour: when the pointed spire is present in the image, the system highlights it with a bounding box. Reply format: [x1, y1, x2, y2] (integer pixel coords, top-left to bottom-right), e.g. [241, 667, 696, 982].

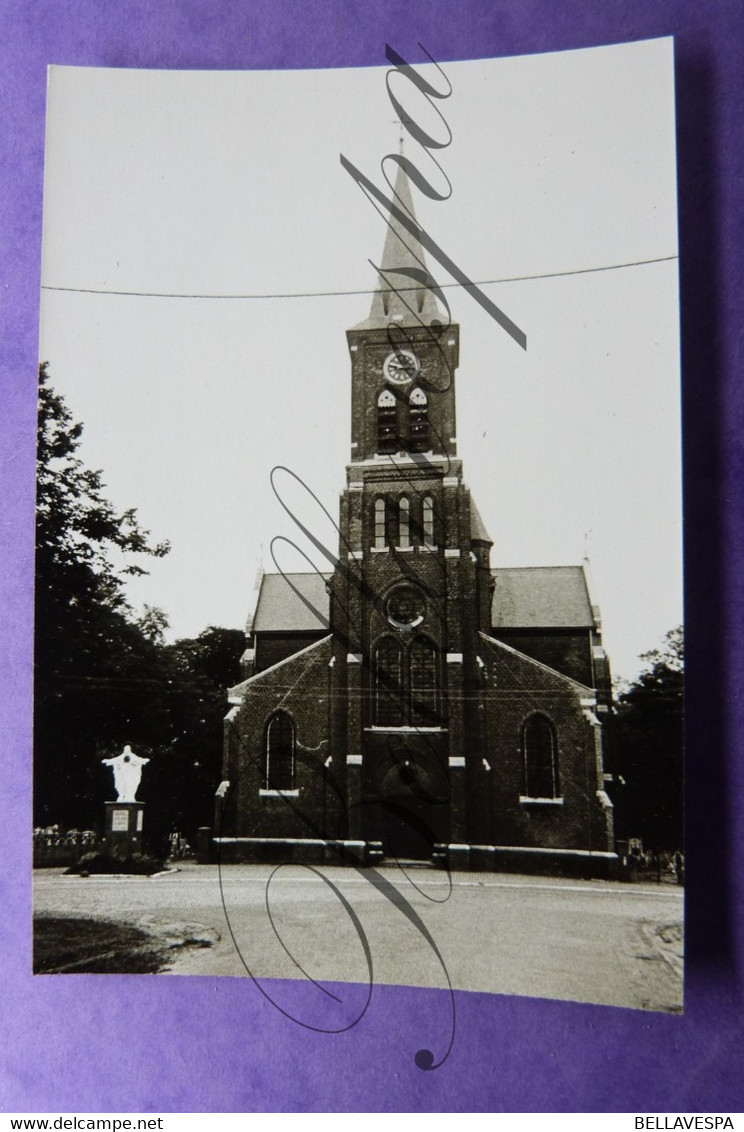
[357, 159, 445, 329]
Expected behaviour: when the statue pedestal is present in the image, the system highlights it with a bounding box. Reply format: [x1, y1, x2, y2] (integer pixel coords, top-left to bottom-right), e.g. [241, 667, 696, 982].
[104, 801, 145, 858]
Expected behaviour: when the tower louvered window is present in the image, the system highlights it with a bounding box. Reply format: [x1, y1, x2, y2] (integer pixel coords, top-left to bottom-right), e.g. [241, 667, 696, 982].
[398, 497, 411, 548]
[523, 714, 560, 799]
[422, 495, 435, 547]
[374, 497, 386, 549]
[377, 388, 398, 454]
[409, 387, 429, 451]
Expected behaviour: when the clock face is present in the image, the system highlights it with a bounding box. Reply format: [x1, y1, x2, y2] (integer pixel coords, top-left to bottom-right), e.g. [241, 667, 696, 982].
[383, 349, 419, 385]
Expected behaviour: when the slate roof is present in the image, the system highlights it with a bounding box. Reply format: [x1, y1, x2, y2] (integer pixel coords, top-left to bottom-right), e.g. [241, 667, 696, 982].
[490, 566, 595, 629]
[250, 565, 596, 634]
[479, 631, 594, 692]
[251, 572, 331, 633]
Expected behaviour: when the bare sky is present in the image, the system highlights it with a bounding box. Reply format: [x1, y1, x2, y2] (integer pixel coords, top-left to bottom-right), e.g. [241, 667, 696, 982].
[38, 38, 681, 681]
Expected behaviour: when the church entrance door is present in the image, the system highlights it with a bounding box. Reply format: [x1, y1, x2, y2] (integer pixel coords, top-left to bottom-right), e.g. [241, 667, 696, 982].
[363, 733, 448, 861]
[378, 793, 437, 861]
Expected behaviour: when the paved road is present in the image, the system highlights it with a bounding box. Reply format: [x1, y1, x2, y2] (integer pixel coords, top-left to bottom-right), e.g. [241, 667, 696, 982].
[34, 863, 683, 1013]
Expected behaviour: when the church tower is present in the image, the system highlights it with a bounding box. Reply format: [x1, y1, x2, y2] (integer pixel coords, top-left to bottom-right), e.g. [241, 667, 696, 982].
[217, 160, 615, 876]
[327, 161, 495, 861]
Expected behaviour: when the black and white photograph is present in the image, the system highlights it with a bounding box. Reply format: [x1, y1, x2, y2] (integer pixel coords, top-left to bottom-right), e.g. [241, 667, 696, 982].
[33, 39, 683, 1014]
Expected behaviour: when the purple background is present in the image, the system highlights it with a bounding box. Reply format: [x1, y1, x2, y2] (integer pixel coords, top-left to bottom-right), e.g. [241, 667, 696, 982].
[2, 0, 742, 1113]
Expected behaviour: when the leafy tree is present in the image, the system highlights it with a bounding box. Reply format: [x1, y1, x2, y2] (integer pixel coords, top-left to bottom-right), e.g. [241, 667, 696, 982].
[142, 628, 246, 845]
[36, 364, 169, 608]
[35, 366, 246, 844]
[611, 626, 684, 851]
[34, 364, 170, 828]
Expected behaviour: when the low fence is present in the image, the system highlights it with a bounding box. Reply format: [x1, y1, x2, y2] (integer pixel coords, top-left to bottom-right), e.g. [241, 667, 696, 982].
[33, 827, 101, 868]
[615, 842, 685, 885]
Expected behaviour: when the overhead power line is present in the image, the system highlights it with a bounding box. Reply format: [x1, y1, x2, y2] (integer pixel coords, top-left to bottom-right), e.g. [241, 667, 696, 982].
[40, 253, 678, 301]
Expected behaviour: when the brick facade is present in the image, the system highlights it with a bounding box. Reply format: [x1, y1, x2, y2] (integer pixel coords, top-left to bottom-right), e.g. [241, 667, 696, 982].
[215, 163, 616, 875]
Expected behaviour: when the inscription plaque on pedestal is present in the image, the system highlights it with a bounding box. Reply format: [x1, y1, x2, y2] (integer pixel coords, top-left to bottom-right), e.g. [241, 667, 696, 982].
[111, 809, 129, 831]
[104, 801, 145, 856]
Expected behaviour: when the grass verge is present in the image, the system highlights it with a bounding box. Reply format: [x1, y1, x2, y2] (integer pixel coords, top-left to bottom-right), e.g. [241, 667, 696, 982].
[34, 915, 169, 974]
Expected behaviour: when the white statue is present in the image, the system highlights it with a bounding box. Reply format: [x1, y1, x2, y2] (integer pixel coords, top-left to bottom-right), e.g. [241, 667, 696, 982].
[102, 744, 149, 802]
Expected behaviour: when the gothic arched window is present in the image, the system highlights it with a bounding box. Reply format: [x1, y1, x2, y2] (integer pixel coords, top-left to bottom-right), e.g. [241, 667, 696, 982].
[374, 638, 405, 726]
[409, 386, 429, 451]
[263, 711, 295, 791]
[422, 495, 435, 547]
[374, 497, 386, 549]
[522, 714, 560, 799]
[377, 388, 397, 454]
[409, 637, 439, 725]
[372, 633, 441, 728]
[398, 496, 411, 548]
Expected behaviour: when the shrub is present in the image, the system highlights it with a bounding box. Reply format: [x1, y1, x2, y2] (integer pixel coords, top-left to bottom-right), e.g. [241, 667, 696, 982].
[66, 851, 166, 876]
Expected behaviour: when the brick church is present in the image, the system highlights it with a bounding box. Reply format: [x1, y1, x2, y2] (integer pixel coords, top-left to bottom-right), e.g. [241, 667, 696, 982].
[214, 164, 616, 875]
